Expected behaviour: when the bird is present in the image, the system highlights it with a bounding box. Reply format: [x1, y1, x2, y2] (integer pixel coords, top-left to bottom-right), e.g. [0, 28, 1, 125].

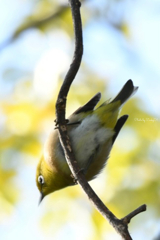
[36, 79, 138, 203]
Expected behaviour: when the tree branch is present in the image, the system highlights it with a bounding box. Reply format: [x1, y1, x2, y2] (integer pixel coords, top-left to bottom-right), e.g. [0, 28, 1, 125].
[121, 204, 147, 224]
[55, 1, 147, 239]
[0, 1, 87, 52]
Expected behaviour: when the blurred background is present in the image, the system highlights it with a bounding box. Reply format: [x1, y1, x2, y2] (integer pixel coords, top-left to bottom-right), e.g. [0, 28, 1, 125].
[0, 0, 160, 239]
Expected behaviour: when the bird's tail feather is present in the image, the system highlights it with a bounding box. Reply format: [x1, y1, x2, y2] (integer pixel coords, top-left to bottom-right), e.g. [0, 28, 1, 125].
[111, 79, 138, 105]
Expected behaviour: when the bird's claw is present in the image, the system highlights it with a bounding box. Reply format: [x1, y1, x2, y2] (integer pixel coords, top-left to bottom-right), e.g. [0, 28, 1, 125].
[54, 119, 69, 129]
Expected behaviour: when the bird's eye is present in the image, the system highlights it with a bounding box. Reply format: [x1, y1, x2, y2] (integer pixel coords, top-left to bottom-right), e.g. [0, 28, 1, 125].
[38, 175, 45, 185]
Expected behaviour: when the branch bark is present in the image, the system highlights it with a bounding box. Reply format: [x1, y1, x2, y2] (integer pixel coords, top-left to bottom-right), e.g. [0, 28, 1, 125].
[55, 1, 147, 239]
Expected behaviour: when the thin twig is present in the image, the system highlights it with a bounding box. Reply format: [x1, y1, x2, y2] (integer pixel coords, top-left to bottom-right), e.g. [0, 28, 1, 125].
[55, 1, 146, 239]
[121, 204, 147, 224]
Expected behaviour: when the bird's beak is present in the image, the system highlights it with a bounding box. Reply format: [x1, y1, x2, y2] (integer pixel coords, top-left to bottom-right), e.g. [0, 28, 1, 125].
[39, 192, 44, 205]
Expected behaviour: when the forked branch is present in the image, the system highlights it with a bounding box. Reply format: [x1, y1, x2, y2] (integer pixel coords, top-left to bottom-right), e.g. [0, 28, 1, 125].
[55, 1, 147, 239]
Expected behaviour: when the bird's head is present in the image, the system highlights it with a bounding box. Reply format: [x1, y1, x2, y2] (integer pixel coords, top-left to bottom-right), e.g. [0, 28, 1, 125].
[36, 157, 55, 203]
[36, 156, 72, 203]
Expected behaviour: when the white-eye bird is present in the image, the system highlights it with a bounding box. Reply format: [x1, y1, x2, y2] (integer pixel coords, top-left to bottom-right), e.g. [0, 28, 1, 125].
[36, 79, 138, 202]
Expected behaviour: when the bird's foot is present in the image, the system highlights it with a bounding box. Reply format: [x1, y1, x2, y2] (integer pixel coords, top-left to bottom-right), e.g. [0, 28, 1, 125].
[54, 119, 69, 129]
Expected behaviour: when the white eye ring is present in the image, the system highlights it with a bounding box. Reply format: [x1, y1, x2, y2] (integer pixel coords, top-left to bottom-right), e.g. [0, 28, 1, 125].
[38, 175, 45, 185]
